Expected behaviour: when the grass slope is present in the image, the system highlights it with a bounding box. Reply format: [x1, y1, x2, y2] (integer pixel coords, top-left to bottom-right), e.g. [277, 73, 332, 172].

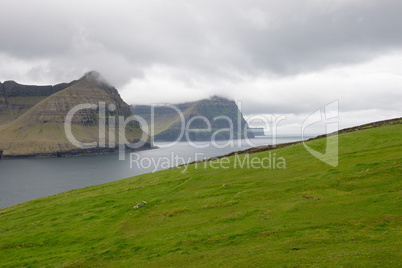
[0, 124, 401, 267]
[0, 96, 48, 125]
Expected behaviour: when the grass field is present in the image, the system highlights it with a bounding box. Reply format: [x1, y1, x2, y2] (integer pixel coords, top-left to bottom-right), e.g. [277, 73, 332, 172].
[0, 123, 401, 267]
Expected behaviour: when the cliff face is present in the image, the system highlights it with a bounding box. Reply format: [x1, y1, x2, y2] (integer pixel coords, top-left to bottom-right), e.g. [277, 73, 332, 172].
[132, 96, 254, 141]
[0, 72, 151, 158]
[0, 80, 75, 125]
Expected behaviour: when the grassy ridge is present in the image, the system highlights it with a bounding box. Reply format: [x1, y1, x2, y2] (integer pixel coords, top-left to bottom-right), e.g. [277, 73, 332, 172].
[0, 124, 401, 266]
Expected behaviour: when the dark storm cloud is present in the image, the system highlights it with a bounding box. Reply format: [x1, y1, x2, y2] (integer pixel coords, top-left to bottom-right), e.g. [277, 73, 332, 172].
[1, 0, 402, 83]
[0, 0, 401, 119]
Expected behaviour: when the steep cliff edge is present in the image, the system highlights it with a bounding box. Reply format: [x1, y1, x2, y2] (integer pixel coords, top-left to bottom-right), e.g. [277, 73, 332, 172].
[0, 72, 151, 158]
[132, 96, 254, 141]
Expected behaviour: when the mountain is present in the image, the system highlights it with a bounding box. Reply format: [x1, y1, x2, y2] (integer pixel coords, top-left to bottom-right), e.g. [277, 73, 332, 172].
[0, 119, 401, 266]
[0, 72, 151, 158]
[132, 96, 254, 141]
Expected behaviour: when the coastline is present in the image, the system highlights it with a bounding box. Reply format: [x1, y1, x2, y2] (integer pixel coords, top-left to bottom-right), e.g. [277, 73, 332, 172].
[0, 117, 400, 209]
[0, 144, 157, 160]
[179, 117, 402, 167]
[1, 117, 400, 160]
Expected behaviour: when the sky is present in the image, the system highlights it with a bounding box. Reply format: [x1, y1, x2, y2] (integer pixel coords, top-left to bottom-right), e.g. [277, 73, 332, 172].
[0, 0, 401, 134]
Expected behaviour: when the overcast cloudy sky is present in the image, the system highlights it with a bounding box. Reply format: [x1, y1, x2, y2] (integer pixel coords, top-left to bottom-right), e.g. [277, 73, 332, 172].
[0, 0, 401, 133]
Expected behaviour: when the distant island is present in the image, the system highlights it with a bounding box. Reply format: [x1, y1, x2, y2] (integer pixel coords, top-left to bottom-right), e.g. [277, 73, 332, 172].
[0, 72, 152, 159]
[248, 127, 265, 136]
[132, 96, 254, 141]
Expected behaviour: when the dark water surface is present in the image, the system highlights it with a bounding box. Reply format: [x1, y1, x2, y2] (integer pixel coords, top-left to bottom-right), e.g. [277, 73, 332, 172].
[0, 137, 307, 208]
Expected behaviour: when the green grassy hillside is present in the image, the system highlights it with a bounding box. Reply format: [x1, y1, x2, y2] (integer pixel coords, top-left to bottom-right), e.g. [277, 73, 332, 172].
[0, 123, 401, 267]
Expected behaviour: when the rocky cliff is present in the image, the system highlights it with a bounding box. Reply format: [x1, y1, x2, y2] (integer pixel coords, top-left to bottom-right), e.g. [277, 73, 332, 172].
[0, 72, 151, 158]
[0, 80, 76, 125]
[132, 96, 254, 141]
